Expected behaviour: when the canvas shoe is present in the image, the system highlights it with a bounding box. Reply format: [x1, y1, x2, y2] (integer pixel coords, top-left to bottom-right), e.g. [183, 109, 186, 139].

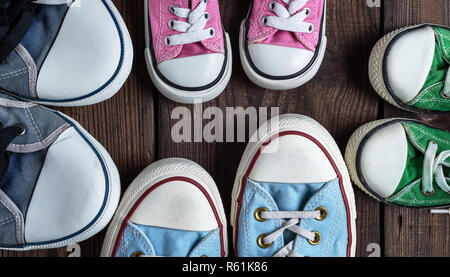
[239, 0, 327, 90]
[345, 119, 450, 208]
[230, 114, 357, 257]
[144, 0, 232, 104]
[101, 158, 228, 257]
[0, 93, 120, 250]
[0, 0, 133, 107]
[369, 24, 450, 112]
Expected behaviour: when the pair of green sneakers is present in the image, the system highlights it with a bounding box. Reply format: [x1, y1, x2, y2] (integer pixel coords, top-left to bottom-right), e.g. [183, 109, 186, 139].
[345, 25, 450, 209]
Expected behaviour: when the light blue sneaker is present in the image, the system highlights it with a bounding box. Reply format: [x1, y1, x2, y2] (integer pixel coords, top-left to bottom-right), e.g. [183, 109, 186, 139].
[101, 158, 228, 257]
[0, 0, 133, 106]
[231, 114, 357, 257]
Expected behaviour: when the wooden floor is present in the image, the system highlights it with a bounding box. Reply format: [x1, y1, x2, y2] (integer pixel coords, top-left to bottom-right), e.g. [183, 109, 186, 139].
[1, 0, 449, 257]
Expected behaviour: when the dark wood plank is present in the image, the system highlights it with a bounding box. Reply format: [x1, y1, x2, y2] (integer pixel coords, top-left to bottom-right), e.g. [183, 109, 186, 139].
[157, 0, 382, 257]
[0, 0, 156, 257]
[382, 0, 450, 257]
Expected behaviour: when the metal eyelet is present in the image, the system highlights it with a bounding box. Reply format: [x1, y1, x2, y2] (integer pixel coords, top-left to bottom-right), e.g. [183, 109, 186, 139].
[168, 19, 176, 29]
[130, 251, 144, 257]
[304, 8, 311, 16]
[422, 190, 435, 196]
[254, 207, 268, 222]
[16, 124, 26, 136]
[257, 234, 272, 249]
[308, 231, 321, 246]
[203, 12, 210, 20]
[208, 27, 215, 37]
[440, 89, 450, 99]
[262, 16, 269, 26]
[314, 206, 328, 221]
[307, 24, 314, 33]
[269, 1, 276, 11]
[169, 4, 178, 14]
[164, 36, 172, 46]
[203, 0, 208, 3]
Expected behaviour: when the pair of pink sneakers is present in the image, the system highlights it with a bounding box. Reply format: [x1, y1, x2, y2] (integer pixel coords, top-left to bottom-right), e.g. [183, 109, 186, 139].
[145, 0, 327, 104]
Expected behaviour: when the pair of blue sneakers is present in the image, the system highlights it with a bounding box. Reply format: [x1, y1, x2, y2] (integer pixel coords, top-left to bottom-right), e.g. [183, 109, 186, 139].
[102, 114, 357, 257]
[0, 1, 132, 250]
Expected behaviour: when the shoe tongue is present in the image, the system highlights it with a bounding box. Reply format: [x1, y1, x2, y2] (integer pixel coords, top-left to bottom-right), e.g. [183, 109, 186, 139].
[435, 27, 450, 62]
[422, 27, 450, 90]
[258, 181, 326, 242]
[397, 121, 450, 194]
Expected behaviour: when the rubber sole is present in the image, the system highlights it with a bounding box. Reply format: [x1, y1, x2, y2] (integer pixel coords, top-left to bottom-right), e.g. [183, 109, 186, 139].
[144, 0, 232, 104]
[368, 26, 413, 111]
[0, 112, 121, 251]
[239, 4, 327, 91]
[100, 158, 228, 257]
[17, 0, 134, 107]
[344, 118, 400, 202]
[230, 114, 357, 257]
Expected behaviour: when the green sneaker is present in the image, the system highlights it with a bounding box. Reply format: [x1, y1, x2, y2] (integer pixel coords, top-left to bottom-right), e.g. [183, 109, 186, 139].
[345, 119, 450, 208]
[369, 24, 450, 113]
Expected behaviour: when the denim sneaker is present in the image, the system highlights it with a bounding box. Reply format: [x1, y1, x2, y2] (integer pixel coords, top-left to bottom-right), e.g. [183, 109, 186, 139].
[0, 0, 133, 107]
[0, 93, 120, 250]
[345, 119, 450, 208]
[101, 158, 228, 257]
[239, 0, 327, 90]
[230, 114, 357, 257]
[144, 0, 232, 104]
[369, 24, 450, 112]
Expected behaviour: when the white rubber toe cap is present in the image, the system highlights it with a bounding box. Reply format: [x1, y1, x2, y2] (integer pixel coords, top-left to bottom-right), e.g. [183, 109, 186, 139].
[25, 127, 107, 242]
[129, 180, 218, 232]
[359, 123, 408, 198]
[248, 43, 314, 77]
[249, 134, 337, 184]
[386, 26, 436, 103]
[157, 53, 225, 88]
[37, 0, 122, 100]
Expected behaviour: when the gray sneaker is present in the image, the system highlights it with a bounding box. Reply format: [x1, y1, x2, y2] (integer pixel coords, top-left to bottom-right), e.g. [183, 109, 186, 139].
[0, 93, 120, 250]
[0, 0, 133, 107]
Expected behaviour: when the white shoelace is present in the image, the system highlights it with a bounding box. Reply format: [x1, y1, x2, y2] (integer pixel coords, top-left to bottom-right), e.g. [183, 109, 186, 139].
[263, 0, 314, 33]
[165, 0, 215, 46]
[259, 210, 322, 257]
[32, 0, 72, 5]
[422, 141, 450, 195]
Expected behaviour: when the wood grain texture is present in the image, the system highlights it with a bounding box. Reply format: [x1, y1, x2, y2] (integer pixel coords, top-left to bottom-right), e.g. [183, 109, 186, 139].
[0, 0, 156, 257]
[382, 0, 450, 257]
[1, 0, 448, 258]
[157, 0, 382, 257]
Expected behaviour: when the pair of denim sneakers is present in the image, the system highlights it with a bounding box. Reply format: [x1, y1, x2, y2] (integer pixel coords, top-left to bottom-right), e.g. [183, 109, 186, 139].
[0, 0, 132, 250]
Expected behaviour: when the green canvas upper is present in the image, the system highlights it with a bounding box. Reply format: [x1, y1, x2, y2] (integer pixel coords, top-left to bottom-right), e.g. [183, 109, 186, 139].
[407, 27, 450, 112]
[386, 121, 450, 207]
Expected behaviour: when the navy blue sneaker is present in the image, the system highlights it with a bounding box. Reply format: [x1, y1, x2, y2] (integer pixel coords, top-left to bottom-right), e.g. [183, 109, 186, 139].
[0, 93, 120, 250]
[0, 0, 133, 106]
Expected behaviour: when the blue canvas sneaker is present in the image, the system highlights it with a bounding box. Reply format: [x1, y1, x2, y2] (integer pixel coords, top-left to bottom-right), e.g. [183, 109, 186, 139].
[0, 93, 120, 250]
[230, 114, 357, 257]
[101, 158, 228, 257]
[0, 0, 133, 106]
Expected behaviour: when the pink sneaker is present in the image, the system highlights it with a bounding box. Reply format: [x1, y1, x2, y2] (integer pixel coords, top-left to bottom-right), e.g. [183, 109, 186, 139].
[240, 0, 327, 90]
[145, 0, 232, 104]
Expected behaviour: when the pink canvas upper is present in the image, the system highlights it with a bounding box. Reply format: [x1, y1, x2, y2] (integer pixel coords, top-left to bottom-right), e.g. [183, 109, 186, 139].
[247, 0, 324, 51]
[148, 0, 225, 64]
